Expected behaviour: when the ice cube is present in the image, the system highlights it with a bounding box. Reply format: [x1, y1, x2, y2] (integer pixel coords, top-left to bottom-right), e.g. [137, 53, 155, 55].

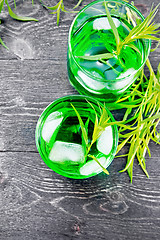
[97, 126, 113, 155]
[93, 17, 120, 31]
[116, 68, 135, 79]
[49, 141, 85, 164]
[80, 157, 107, 175]
[114, 68, 136, 91]
[42, 111, 63, 142]
[78, 70, 105, 92]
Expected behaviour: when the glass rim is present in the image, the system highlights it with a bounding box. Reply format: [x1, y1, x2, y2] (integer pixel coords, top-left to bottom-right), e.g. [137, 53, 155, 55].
[68, 0, 151, 83]
[35, 95, 119, 178]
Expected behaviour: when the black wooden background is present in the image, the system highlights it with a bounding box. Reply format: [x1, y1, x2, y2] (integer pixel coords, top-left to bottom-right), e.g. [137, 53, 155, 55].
[0, 0, 160, 239]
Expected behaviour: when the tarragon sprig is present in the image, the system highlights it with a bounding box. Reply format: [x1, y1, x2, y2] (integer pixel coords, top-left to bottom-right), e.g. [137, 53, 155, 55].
[71, 63, 160, 182]
[39, 0, 81, 25]
[5, 0, 38, 21]
[71, 101, 139, 176]
[77, 1, 160, 61]
[117, 3, 160, 55]
[71, 60, 160, 182]
[116, 59, 160, 182]
[71, 102, 112, 175]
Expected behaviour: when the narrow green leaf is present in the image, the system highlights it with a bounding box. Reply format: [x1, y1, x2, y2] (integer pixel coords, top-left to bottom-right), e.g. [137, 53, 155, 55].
[56, 7, 60, 26]
[99, 106, 109, 125]
[14, 0, 16, 9]
[139, 36, 160, 41]
[91, 113, 99, 144]
[140, 129, 152, 157]
[50, 11, 58, 15]
[0, 0, 4, 13]
[61, 9, 77, 13]
[73, 0, 84, 9]
[0, 37, 9, 49]
[126, 43, 142, 57]
[85, 118, 90, 131]
[91, 111, 110, 146]
[104, 0, 120, 48]
[5, 0, 38, 21]
[127, 161, 134, 183]
[150, 41, 160, 52]
[56, 0, 63, 26]
[39, 0, 59, 10]
[71, 104, 88, 147]
[137, 154, 149, 178]
[126, 6, 137, 27]
[115, 154, 128, 158]
[120, 136, 138, 173]
[116, 136, 131, 154]
[157, 62, 160, 79]
[141, 113, 160, 124]
[88, 154, 109, 175]
[77, 53, 114, 61]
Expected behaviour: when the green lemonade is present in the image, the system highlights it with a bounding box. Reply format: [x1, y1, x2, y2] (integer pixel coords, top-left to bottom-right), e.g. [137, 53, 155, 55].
[67, 0, 150, 103]
[35, 96, 118, 179]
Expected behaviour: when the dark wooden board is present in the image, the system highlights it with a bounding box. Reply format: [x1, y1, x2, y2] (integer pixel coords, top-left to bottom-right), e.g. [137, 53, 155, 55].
[0, 0, 160, 239]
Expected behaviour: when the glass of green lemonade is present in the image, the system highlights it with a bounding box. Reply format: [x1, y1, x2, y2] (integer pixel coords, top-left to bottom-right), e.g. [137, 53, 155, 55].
[67, 0, 151, 104]
[35, 95, 118, 179]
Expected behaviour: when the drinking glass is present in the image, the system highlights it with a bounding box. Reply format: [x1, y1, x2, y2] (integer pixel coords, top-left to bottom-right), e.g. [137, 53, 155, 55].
[35, 95, 118, 179]
[67, 0, 151, 104]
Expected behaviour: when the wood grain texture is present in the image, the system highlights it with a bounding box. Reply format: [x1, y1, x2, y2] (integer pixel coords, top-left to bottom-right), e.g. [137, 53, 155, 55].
[0, 0, 160, 239]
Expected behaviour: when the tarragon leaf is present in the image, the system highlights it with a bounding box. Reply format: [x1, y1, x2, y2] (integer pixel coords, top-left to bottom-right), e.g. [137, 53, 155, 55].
[41, 2, 59, 11]
[157, 62, 160, 80]
[116, 136, 131, 154]
[126, 43, 141, 56]
[73, 0, 84, 9]
[71, 104, 88, 148]
[77, 53, 114, 61]
[13, 0, 16, 9]
[104, 0, 120, 48]
[0, 0, 4, 13]
[123, 4, 160, 45]
[5, 0, 38, 21]
[0, 37, 8, 49]
[141, 113, 160, 124]
[88, 154, 109, 175]
[56, 1, 61, 26]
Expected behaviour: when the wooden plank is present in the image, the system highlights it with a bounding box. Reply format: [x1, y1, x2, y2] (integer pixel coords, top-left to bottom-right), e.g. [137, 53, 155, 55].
[0, 0, 159, 68]
[0, 151, 160, 239]
[0, 59, 77, 151]
[0, 59, 125, 152]
[0, 0, 160, 239]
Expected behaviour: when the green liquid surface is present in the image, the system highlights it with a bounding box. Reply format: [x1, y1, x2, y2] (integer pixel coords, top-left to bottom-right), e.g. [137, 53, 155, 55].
[73, 16, 143, 79]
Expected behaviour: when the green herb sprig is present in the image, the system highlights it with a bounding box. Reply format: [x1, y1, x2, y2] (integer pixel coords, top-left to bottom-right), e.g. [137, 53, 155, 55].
[71, 62, 160, 182]
[71, 101, 138, 175]
[116, 3, 160, 56]
[116, 59, 160, 182]
[77, 1, 160, 61]
[71, 102, 112, 175]
[39, 0, 82, 25]
[73, 0, 160, 182]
